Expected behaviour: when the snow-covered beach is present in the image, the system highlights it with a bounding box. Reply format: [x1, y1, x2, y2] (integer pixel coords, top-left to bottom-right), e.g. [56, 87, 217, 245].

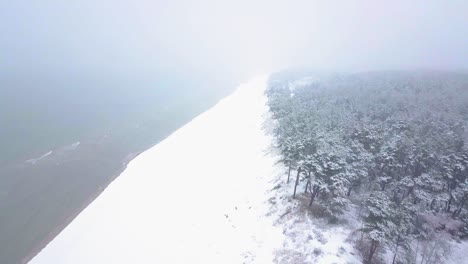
[29, 75, 468, 264]
[31, 76, 285, 263]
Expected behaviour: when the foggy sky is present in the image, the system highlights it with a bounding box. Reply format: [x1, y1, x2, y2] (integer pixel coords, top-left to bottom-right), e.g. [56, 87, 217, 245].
[1, 0, 467, 82]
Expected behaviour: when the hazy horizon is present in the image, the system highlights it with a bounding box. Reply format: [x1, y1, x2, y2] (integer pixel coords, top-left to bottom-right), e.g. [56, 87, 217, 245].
[2, 0, 467, 160]
[2, 0, 468, 79]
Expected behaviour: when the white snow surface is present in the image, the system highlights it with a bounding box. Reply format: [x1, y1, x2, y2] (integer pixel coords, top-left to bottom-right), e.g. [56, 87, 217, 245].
[34, 75, 468, 264]
[31, 76, 285, 264]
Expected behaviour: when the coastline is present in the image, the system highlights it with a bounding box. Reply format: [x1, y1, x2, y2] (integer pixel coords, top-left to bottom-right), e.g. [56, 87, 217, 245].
[21, 152, 136, 264]
[0, 95, 233, 264]
[0, 73, 238, 263]
[30, 75, 284, 264]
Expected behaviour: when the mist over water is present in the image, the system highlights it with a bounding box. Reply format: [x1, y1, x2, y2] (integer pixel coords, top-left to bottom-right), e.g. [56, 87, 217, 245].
[0, 0, 467, 162]
[3, 1, 468, 74]
[0, 70, 233, 161]
[2, 0, 467, 160]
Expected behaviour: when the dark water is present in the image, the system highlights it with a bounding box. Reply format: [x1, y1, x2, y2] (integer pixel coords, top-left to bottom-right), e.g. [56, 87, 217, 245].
[0, 72, 236, 263]
[0, 72, 232, 162]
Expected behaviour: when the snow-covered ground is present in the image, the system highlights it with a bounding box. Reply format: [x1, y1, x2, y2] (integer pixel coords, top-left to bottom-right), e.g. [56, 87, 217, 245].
[31, 76, 284, 263]
[30, 75, 468, 264]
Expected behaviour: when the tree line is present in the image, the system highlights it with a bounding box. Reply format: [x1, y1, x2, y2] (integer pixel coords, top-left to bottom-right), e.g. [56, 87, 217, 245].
[266, 71, 468, 263]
